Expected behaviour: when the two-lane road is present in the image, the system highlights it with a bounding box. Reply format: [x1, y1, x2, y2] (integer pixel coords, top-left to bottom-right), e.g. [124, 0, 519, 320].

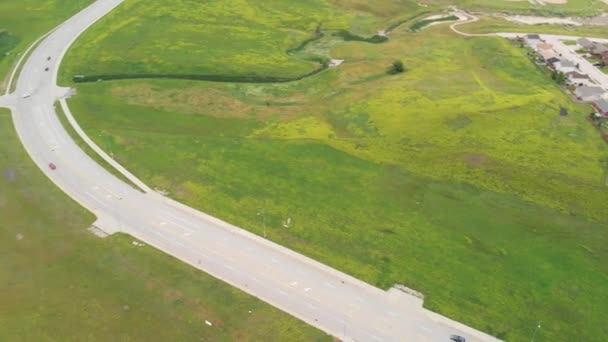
[2, 1, 502, 341]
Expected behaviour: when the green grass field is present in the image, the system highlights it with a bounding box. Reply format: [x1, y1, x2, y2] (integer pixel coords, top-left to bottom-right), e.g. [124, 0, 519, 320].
[0, 0, 95, 91]
[0, 108, 327, 340]
[61, 0, 428, 82]
[64, 14, 608, 340]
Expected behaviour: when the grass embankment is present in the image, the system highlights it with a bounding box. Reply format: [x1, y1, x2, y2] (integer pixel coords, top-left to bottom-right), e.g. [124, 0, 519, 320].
[409, 15, 459, 32]
[0, 0, 95, 92]
[66, 20, 608, 341]
[54, 101, 141, 190]
[60, 0, 429, 84]
[428, 0, 607, 16]
[458, 16, 608, 38]
[0, 108, 328, 340]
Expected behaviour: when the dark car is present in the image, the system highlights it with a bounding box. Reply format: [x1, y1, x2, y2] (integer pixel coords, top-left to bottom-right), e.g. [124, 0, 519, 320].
[45, 67, 49, 72]
[49, 162, 56, 170]
[450, 335, 466, 342]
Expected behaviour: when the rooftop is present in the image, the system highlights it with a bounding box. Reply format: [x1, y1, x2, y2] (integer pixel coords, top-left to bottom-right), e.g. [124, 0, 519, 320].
[576, 86, 605, 99]
[595, 98, 608, 112]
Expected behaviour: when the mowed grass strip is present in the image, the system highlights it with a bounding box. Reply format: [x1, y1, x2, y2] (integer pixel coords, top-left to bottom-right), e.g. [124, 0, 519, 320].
[0, 0, 94, 91]
[0, 108, 328, 341]
[427, 0, 607, 16]
[67, 25, 608, 341]
[455, 16, 608, 38]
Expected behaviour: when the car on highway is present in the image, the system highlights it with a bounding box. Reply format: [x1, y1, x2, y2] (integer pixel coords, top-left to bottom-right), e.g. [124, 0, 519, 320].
[48, 162, 56, 170]
[450, 335, 466, 342]
[45, 67, 49, 71]
[21, 93, 31, 98]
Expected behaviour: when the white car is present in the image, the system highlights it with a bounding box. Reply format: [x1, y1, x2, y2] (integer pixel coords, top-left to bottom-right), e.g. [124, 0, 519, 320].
[21, 93, 31, 98]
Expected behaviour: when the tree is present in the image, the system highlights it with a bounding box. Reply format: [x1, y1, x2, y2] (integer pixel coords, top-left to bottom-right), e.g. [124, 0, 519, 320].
[389, 60, 405, 74]
[556, 71, 565, 85]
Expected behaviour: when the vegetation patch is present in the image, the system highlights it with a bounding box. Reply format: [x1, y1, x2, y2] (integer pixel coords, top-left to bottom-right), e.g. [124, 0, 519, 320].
[409, 15, 459, 32]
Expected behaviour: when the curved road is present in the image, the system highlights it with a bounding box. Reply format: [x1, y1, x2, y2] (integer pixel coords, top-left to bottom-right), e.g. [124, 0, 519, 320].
[0, 1, 503, 341]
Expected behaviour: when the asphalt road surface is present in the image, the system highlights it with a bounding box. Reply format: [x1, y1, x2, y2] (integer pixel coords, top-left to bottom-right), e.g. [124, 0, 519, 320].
[0, 1, 504, 341]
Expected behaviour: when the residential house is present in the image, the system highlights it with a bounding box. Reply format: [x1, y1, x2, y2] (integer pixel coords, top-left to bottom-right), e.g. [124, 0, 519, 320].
[535, 42, 553, 52]
[577, 38, 593, 49]
[554, 60, 577, 73]
[593, 98, 608, 116]
[525, 34, 542, 48]
[535, 42, 556, 61]
[590, 42, 608, 56]
[539, 48, 557, 61]
[575, 86, 605, 101]
[566, 71, 593, 86]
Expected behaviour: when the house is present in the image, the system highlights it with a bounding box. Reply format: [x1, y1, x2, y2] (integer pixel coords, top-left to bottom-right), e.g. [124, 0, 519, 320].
[554, 60, 577, 73]
[577, 38, 593, 49]
[535, 42, 553, 52]
[590, 43, 608, 56]
[535, 42, 555, 61]
[575, 86, 605, 101]
[566, 71, 593, 86]
[593, 98, 608, 116]
[546, 56, 560, 67]
[539, 48, 557, 61]
[525, 34, 542, 48]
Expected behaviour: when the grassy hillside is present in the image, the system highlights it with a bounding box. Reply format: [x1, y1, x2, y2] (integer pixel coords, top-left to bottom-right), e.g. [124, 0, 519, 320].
[0, 0, 95, 91]
[66, 21, 608, 341]
[0, 108, 328, 341]
[60, 0, 428, 81]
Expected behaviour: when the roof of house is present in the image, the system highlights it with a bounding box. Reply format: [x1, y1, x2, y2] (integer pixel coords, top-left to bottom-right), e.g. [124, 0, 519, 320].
[536, 42, 553, 50]
[546, 57, 560, 64]
[576, 86, 605, 99]
[594, 98, 608, 112]
[558, 60, 576, 68]
[526, 34, 541, 40]
[566, 71, 589, 79]
[540, 49, 556, 60]
[577, 38, 593, 47]
[591, 43, 608, 53]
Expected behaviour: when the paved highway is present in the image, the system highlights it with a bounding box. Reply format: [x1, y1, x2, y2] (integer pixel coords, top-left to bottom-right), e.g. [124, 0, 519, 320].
[0, 1, 503, 341]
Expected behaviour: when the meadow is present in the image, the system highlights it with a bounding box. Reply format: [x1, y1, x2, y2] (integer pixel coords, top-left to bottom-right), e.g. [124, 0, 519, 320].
[0, 108, 328, 341]
[64, 11, 608, 339]
[0, 0, 95, 91]
[61, 0, 427, 82]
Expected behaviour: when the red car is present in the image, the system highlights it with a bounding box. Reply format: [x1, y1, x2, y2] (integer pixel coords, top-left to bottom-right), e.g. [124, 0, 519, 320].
[48, 162, 56, 170]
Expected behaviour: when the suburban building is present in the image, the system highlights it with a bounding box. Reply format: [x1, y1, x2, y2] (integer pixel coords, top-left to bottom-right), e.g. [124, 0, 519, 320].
[554, 60, 577, 73]
[593, 98, 608, 116]
[590, 42, 608, 56]
[525, 34, 542, 48]
[539, 48, 557, 61]
[577, 38, 593, 49]
[535, 42, 553, 52]
[535, 42, 556, 61]
[575, 86, 605, 101]
[566, 71, 593, 86]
